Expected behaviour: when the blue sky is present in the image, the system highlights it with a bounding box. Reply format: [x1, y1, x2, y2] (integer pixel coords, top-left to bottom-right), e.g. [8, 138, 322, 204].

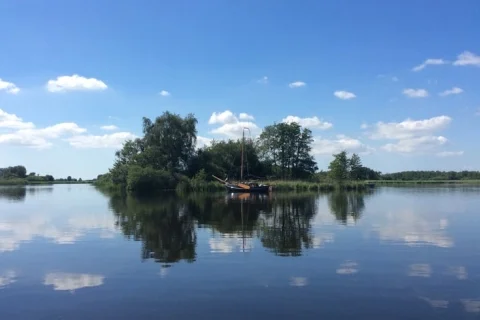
[1, 0, 479, 179]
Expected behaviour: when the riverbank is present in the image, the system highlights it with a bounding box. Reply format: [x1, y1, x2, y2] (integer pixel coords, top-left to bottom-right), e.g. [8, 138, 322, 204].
[370, 180, 480, 185]
[0, 179, 93, 186]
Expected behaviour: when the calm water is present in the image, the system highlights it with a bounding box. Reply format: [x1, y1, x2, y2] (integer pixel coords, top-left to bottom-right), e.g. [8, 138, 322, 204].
[1, 185, 480, 319]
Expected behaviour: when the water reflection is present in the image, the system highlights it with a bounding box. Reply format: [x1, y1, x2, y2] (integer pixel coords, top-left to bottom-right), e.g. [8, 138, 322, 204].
[44, 273, 104, 292]
[0, 186, 53, 202]
[327, 191, 368, 225]
[0, 270, 16, 288]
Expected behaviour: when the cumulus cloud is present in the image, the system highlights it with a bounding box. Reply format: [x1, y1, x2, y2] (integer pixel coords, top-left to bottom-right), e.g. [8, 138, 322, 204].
[0, 109, 35, 130]
[239, 113, 255, 121]
[289, 81, 306, 88]
[453, 51, 480, 67]
[367, 115, 451, 140]
[412, 58, 448, 72]
[208, 110, 260, 138]
[0, 109, 87, 149]
[208, 110, 237, 125]
[382, 136, 447, 154]
[436, 151, 464, 157]
[282, 115, 333, 130]
[403, 88, 429, 98]
[311, 135, 374, 155]
[0, 79, 20, 94]
[439, 87, 464, 97]
[196, 136, 212, 148]
[46, 74, 107, 92]
[44, 273, 104, 291]
[334, 90, 356, 100]
[159, 90, 170, 96]
[100, 125, 118, 131]
[66, 132, 137, 148]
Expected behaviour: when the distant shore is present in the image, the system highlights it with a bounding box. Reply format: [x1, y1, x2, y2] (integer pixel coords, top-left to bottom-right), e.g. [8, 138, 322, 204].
[0, 179, 93, 186]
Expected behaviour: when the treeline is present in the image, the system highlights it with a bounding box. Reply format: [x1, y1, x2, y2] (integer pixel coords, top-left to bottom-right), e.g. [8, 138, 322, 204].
[0, 165, 84, 185]
[381, 171, 480, 181]
[96, 112, 379, 192]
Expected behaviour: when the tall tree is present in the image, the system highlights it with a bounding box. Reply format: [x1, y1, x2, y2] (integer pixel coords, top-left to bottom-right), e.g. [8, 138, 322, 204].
[349, 153, 362, 180]
[328, 151, 349, 182]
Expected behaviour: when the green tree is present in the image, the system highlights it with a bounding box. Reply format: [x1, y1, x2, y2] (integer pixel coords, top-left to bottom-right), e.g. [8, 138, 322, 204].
[328, 151, 349, 182]
[258, 122, 317, 179]
[67, 176, 72, 181]
[349, 153, 362, 180]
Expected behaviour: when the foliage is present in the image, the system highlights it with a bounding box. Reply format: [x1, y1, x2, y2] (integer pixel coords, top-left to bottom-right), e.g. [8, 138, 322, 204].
[328, 151, 350, 182]
[381, 170, 480, 181]
[257, 122, 317, 179]
[328, 152, 381, 182]
[126, 165, 177, 192]
[0, 166, 27, 179]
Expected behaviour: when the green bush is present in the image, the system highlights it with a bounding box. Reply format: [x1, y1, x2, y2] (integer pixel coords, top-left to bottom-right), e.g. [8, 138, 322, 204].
[127, 166, 177, 192]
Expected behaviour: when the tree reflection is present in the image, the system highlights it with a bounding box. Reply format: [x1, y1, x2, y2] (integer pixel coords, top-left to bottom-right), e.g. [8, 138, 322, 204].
[109, 193, 196, 264]
[107, 191, 322, 264]
[0, 187, 26, 202]
[258, 195, 317, 256]
[327, 191, 367, 224]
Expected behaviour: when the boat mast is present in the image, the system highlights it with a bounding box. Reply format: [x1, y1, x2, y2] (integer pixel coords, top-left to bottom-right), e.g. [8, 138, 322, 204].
[240, 127, 250, 181]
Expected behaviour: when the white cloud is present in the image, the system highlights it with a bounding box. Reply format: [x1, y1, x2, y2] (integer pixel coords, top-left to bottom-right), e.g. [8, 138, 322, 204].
[391, 76, 399, 82]
[66, 132, 137, 149]
[239, 113, 255, 121]
[100, 125, 118, 131]
[208, 110, 237, 125]
[159, 90, 170, 96]
[0, 109, 35, 130]
[409, 264, 431, 277]
[382, 136, 447, 154]
[196, 136, 212, 148]
[439, 87, 464, 97]
[289, 81, 306, 88]
[44, 273, 104, 291]
[208, 110, 260, 138]
[412, 58, 448, 72]
[211, 121, 260, 138]
[0, 79, 20, 94]
[436, 151, 464, 157]
[0, 109, 87, 149]
[312, 135, 374, 155]
[282, 115, 333, 130]
[289, 277, 308, 287]
[257, 76, 268, 84]
[336, 261, 358, 275]
[403, 88, 429, 98]
[334, 90, 356, 100]
[368, 115, 451, 140]
[46, 74, 107, 92]
[453, 51, 480, 67]
[0, 270, 16, 288]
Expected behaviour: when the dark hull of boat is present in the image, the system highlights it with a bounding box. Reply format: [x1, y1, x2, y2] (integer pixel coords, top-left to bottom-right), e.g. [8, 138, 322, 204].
[226, 184, 270, 193]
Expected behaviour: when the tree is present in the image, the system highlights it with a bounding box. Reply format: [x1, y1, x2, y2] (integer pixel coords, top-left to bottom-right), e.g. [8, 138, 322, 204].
[258, 122, 317, 179]
[328, 151, 349, 182]
[45, 175, 54, 182]
[349, 153, 362, 180]
[67, 176, 72, 181]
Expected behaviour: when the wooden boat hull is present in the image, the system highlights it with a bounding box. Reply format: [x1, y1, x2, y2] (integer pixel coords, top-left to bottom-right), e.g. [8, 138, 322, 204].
[226, 184, 270, 193]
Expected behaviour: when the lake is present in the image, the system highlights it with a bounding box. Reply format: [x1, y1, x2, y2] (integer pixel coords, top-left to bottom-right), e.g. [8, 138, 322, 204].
[0, 185, 480, 319]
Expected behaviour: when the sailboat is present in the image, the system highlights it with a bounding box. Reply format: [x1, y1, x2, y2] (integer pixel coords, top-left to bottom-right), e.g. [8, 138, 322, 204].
[213, 128, 271, 193]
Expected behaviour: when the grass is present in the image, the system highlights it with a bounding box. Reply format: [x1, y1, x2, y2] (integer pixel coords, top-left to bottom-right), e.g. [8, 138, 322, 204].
[268, 180, 373, 192]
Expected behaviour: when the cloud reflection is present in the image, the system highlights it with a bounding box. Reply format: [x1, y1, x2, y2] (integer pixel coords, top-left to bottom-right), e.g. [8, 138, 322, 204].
[461, 299, 480, 313]
[209, 234, 253, 253]
[0, 270, 16, 288]
[336, 261, 358, 274]
[289, 277, 308, 287]
[44, 273, 104, 291]
[408, 264, 431, 277]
